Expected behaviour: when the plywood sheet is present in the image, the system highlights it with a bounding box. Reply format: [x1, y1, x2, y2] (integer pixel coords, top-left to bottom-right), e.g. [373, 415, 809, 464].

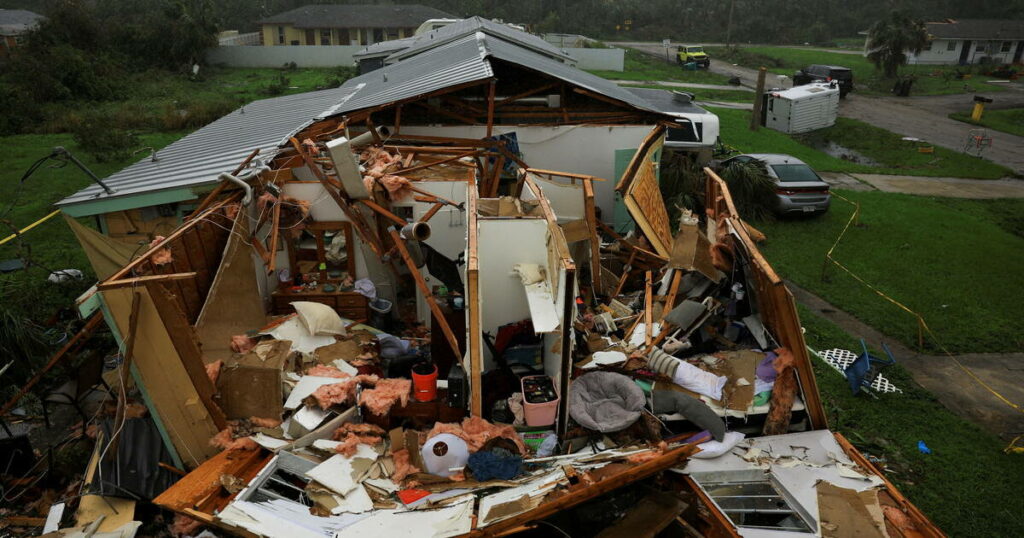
[623, 157, 672, 258]
[102, 287, 221, 468]
[195, 211, 268, 363]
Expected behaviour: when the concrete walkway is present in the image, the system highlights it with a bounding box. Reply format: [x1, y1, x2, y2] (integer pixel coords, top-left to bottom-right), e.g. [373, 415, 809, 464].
[612, 79, 752, 91]
[787, 281, 1024, 441]
[820, 172, 1024, 198]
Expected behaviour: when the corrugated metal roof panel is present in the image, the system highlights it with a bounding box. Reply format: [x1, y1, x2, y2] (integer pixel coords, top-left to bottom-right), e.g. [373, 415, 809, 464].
[386, 17, 574, 64]
[483, 37, 659, 114]
[326, 33, 494, 116]
[58, 86, 362, 210]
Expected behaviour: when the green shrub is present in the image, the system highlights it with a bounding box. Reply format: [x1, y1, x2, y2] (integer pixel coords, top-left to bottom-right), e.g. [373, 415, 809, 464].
[265, 74, 291, 95]
[70, 116, 140, 162]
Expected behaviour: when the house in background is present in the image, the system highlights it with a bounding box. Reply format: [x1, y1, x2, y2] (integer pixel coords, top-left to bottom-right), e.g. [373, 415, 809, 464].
[0, 8, 44, 58]
[257, 4, 454, 47]
[904, 19, 1024, 65]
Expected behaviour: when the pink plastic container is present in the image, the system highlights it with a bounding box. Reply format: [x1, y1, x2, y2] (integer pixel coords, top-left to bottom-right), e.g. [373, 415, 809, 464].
[521, 375, 559, 427]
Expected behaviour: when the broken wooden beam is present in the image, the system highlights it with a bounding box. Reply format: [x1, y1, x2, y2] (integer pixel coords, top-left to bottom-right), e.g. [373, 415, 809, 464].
[97, 272, 197, 291]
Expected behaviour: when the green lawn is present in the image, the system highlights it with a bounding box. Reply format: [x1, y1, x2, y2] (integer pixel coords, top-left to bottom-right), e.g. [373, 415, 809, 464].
[706, 45, 1010, 96]
[712, 107, 1013, 179]
[587, 49, 732, 85]
[620, 83, 754, 103]
[950, 107, 1024, 138]
[33, 65, 351, 134]
[798, 305, 1024, 537]
[0, 133, 186, 320]
[759, 190, 1024, 354]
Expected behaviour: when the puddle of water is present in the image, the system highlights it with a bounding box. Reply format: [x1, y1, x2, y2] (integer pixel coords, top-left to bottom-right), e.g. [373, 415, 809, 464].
[816, 141, 882, 166]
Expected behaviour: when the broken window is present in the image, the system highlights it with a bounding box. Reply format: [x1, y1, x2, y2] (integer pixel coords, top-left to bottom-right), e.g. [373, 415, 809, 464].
[702, 476, 813, 533]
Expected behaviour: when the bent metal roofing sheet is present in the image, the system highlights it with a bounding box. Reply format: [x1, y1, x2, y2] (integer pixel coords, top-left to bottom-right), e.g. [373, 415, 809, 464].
[60, 31, 689, 214]
[57, 86, 361, 213]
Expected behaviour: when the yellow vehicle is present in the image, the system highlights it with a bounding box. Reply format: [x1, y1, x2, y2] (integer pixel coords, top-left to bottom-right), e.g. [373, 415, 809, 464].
[677, 45, 710, 68]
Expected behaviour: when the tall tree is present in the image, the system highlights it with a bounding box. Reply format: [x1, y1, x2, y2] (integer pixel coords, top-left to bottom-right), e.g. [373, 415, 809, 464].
[866, 10, 929, 78]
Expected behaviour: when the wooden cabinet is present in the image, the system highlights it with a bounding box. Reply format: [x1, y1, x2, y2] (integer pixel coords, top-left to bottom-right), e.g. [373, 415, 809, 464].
[271, 287, 369, 321]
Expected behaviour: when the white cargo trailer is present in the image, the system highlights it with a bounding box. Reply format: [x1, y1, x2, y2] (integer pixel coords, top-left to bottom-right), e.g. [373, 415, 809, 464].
[764, 82, 840, 134]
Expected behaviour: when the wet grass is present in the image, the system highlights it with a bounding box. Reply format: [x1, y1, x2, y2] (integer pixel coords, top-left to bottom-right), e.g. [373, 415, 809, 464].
[950, 107, 1024, 138]
[759, 190, 1024, 354]
[587, 49, 732, 85]
[712, 107, 1014, 179]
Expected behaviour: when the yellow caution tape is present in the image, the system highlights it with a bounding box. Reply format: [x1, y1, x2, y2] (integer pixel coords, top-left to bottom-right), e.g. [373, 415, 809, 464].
[0, 209, 62, 247]
[821, 194, 1023, 453]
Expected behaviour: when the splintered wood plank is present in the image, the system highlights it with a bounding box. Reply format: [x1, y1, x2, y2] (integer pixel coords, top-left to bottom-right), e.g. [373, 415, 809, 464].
[153, 448, 271, 513]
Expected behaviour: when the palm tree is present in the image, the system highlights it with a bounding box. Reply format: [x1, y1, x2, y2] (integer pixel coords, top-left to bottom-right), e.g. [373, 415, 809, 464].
[867, 11, 929, 78]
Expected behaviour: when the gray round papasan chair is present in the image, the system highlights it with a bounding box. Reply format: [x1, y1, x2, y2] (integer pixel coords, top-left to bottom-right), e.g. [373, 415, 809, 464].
[568, 371, 647, 433]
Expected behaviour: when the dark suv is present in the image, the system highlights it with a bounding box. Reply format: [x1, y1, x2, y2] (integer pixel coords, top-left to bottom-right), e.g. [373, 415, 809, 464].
[793, 65, 853, 97]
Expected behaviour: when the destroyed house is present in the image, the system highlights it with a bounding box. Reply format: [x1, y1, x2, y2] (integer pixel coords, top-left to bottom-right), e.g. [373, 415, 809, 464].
[37, 19, 942, 538]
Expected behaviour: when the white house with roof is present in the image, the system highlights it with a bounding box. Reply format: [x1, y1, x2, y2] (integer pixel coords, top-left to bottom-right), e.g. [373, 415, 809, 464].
[901, 19, 1024, 65]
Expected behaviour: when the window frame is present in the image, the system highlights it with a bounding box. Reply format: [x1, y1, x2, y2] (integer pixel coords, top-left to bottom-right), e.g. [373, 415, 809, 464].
[277, 25, 285, 45]
[320, 28, 332, 46]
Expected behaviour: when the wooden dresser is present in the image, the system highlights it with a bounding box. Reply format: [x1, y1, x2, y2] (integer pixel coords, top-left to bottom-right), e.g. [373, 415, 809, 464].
[271, 285, 369, 321]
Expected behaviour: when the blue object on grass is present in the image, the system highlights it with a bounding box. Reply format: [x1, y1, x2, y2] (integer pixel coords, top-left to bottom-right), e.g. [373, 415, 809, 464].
[917, 441, 932, 454]
[844, 339, 897, 395]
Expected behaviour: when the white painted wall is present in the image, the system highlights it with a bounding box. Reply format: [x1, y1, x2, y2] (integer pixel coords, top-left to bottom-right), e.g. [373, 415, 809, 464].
[207, 45, 362, 68]
[565, 47, 625, 71]
[398, 125, 655, 220]
[523, 175, 585, 223]
[476, 218, 550, 370]
[904, 39, 1021, 65]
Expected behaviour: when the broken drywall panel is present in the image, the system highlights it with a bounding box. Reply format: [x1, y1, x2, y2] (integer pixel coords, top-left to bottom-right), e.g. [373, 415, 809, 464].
[325, 137, 371, 200]
[262, 316, 336, 354]
[478, 469, 565, 527]
[338, 499, 473, 537]
[522, 282, 559, 333]
[218, 498, 368, 538]
[283, 376, 348, 410]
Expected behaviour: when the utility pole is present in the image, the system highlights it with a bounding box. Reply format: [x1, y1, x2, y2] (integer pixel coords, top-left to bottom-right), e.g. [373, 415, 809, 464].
[749, 66, 767, 131]
[725, 0, 736, 47]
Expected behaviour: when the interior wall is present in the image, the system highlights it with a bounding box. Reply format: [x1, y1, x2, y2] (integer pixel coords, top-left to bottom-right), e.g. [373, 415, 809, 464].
[282, 181, 370, 280]
[523, 176, 585, 223]
[477, 218, 550, 371]
[397, 125, 654, 221]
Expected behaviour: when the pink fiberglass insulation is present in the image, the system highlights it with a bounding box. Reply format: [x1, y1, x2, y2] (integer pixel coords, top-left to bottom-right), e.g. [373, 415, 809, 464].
[360, 378, 411, 416]
[426, 416, 528, 455]
[391, 448, 419, 482]
[209, 428, 259, 451]
[332, 423, 386, 456]
[205, 360, 223, 386]
[149, 236, 173, 266]
[170, 514, 204, 537]
[312, 374, 380, 409]
[306, 364, 349, 378]
[249, 416, 283, 428]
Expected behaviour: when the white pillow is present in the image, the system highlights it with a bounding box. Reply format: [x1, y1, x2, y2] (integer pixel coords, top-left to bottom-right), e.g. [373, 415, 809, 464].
[292, 301, 347, 336]
[691, 431, 745, 459]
